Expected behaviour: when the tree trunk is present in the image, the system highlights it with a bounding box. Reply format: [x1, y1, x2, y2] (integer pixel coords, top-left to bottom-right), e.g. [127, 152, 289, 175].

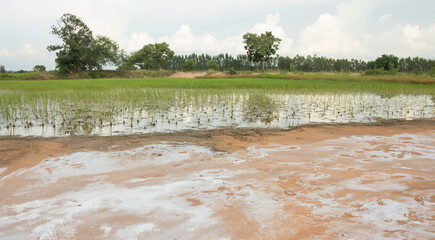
[262, 59, 265, 71]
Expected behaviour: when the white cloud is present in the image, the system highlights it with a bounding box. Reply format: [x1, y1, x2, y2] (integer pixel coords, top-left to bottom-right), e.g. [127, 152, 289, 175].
[365, 23, 435, 57]
[294, 0, 435, 59]
[295, 0, 378, 58]
[297, 13, 365, 57]
[157, 25, 213, 53]
[0, 44, 38, 57]
[119, 13, 292, 55]
[378, 14, 393, 23]
[0, 44, 55, 70]
[0, 48, 10, 57]
[1, 0, 435, 70]
[120, 33, 156, 52]
[248, 14, 293, 54]
[403, 25, 421, 43]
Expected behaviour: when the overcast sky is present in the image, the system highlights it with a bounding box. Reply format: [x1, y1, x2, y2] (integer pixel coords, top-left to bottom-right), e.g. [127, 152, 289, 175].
[1, 0, 434, 70]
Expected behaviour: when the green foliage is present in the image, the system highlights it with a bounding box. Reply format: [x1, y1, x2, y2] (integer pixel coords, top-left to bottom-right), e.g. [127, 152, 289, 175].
[47, 13, 120, 73]
[88, 71, 98, 79]
[182, 59, 196, 71]
[228, 67, 237, 75]
[369, 54, 399, 71]
[142, 53, 434, 73]
[206, 60, 220, 71]
[130, 42, 174, 70]
[47, 13, 93, 73]
[0, 65, 5, 73]
[33, 65, 46, 72]
[242, 31, 281, 70]
[429, 67, 435, 77]
[83, 36, 119, 70]
[364, 68, 392, 76]
[116, 50, 137, 71]
[153, 42, 175, 69]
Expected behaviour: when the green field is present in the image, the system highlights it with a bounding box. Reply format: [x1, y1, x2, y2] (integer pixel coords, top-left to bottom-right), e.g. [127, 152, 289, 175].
[1, 77, 434, 94]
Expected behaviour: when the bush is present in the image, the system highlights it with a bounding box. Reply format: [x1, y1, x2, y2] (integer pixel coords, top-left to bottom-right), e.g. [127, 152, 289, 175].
[429, 67, 435, 77]
[33, 65, 46, 72]
[374, 54, 399, 71]
[182, 59, 195, 71]
[98, 72, 106, 78]
[228, 67, 237, 75]
[206, 60, 220, 71]
[88, 71, 98, 79]
[117, 61, 137, 71]
[364, 68, 396, 76]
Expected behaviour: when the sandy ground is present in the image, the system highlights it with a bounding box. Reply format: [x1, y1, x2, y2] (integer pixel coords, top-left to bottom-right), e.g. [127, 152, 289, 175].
[0, 120, 434, 239]
[169, 72, 208, 78]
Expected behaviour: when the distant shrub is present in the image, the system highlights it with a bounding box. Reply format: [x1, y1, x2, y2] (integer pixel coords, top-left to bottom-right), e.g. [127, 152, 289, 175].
[117, 61, 137, 71]
[206, 60, 220, 71]
[88, 71, 98, 79]
[228, 67, 237, 75]
[429, 67, 435, 77]
[182, 59, 195, 71]
[373, 54, 399, 71]
[364, 68, 392, 76]
[33, 65, 46, 72]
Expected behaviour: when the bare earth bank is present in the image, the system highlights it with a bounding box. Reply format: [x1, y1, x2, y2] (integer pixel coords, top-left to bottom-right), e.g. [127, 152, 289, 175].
[0, 120, 434, 239]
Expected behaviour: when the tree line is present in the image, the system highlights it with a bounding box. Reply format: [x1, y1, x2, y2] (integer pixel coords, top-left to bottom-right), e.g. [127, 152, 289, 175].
[3, 53, 434, 75]
[127, 53, 435, 74]
[6, 13, 433, 75]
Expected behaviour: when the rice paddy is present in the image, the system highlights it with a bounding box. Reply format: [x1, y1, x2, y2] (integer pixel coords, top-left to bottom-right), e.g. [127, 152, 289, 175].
[0, 78, 434, 137]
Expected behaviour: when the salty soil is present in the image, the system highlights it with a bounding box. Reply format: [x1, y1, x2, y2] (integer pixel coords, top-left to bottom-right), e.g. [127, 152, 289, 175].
[0, 120, 434, 239]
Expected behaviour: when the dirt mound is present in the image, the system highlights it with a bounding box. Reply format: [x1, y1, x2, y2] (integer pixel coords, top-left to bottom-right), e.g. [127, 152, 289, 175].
[169, 72, 208, 78]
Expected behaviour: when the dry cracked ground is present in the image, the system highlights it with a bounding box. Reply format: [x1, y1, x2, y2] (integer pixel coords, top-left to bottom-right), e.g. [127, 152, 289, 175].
[0, 120, 434, 239]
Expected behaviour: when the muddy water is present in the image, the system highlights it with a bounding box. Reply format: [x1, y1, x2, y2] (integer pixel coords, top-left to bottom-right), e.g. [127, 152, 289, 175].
[1, 92, 434, 137]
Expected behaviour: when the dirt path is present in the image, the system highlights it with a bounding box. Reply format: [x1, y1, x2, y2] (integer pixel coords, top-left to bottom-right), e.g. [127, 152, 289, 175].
[0, 120, 434, 239]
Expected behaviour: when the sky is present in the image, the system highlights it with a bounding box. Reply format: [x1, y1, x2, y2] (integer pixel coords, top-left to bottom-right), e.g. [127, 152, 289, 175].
[0, 0, 434, 70]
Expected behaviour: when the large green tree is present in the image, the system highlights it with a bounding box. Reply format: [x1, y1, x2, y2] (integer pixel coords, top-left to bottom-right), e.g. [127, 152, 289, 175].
[374, 54, 399, 71]
[130, 42, 174, 70]
[47, 13, 120, 73]
[33, 65, 46, 72]
[82, 36, 120, 70]
[242, 31, 281, 70]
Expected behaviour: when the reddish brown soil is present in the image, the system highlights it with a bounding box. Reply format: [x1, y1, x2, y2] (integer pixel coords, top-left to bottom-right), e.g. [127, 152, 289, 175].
[0, 120, 434, 239]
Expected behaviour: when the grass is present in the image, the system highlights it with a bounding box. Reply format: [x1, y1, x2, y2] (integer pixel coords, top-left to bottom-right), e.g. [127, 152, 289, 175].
[264, 72, 435, 84]
[0, 72, 43, 80]
[0, 70, 174, 80]
[2, 70, 434, 83]
[198, 71, 435, 83]
[0, 77, 434, 95]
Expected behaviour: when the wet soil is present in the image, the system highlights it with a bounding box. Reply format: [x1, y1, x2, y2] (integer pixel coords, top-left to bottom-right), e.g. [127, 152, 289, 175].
[0, 120, 434, 239]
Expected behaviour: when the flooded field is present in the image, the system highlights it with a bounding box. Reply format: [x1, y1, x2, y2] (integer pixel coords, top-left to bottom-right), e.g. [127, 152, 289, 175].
[1, 90, 434, 137]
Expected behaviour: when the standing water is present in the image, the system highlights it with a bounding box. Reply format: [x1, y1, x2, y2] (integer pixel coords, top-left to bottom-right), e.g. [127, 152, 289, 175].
[0, 91, 433, 137]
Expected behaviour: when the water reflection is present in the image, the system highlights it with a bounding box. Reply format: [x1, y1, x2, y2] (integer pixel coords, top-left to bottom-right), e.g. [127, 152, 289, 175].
[0, 92, 433, 137]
